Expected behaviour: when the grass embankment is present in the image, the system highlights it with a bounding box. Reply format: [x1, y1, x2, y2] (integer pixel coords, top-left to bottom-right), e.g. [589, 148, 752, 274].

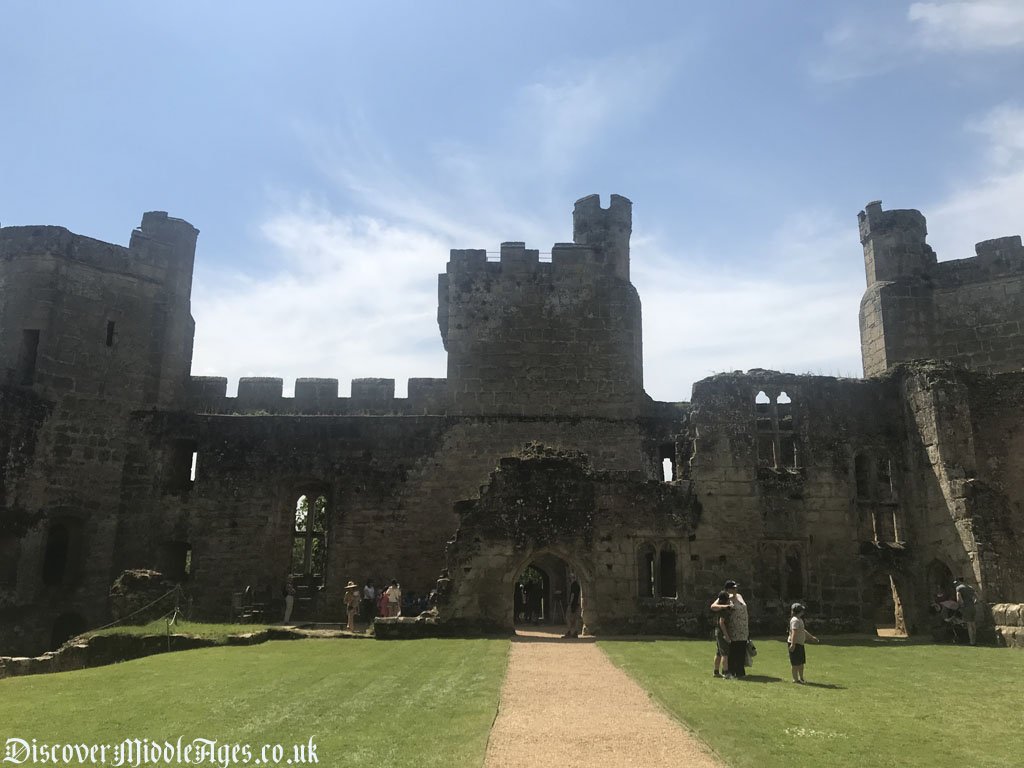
[86, 619, 275, 641]
[601, 636, 1024, 768]
[0, 638, 509, 768]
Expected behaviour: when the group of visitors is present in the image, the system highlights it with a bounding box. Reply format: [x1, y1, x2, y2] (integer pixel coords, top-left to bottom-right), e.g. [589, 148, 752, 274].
[352, 579, 406, 625]
[281, 577, 405, 629]
[710, 578, 817, 683]
[712, 574, 981, 684]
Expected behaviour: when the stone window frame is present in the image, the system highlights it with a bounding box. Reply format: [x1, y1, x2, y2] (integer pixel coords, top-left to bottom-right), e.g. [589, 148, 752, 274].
[637, 540, 680, 599]
[852, 449, 901, 544]
[289, 491, 329, 587]
[754, 390, 799, 470]
[164, 438, 198, 492]
[757, 539, 806, 603]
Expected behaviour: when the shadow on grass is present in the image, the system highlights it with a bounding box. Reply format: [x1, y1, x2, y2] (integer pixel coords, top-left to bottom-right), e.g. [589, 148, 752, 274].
[735, 674, 784, 684]
[598, 634, 973, 650]
[512, 632, 596, 644]
[801, 681, 846, 689]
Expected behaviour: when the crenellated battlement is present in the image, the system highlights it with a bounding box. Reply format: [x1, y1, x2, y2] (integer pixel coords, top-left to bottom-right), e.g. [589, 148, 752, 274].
[0, 211, 197, 285]
[573, 193, 632, 281]
[444, 242, 612, 277]
[185, 376, 449, 415]
[443, 193, 633, 281]
[859, 200, 1024, 377]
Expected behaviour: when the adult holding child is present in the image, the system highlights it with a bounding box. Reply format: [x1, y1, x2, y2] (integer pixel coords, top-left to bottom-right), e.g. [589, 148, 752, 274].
[710, 579, 749, 678]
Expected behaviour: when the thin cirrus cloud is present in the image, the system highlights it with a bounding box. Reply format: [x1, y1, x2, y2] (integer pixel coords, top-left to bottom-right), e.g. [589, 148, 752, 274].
[926, 103, 1024, 260]
[908, 1, 1024, 50]
[189, 53, 1020, 404]
[812, 1, 1024, 82]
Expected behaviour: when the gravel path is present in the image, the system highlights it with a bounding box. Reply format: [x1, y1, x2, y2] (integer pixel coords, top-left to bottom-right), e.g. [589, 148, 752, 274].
[483, 630, 726, 768]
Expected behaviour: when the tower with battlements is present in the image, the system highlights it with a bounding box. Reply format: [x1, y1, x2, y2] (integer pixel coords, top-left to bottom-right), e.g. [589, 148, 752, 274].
[859, 200, 1024, 377]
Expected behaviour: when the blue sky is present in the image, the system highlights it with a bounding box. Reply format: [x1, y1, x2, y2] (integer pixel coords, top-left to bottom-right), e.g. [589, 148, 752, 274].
[2, 1, 1023, 400]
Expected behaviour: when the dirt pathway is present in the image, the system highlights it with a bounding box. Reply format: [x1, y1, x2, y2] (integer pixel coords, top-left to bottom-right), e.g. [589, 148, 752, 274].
[483, 631, 726, 768]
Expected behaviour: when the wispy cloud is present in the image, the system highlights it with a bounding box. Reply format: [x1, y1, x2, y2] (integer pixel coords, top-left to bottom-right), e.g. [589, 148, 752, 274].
[812, 2, 1024, 83]
[191, 47, 689, 397]
[811, 15, 912, 82]
[191, 204, 448, 396]
[634, 213, 865, 399]
[908, 1, 1024, 51]
[926, 103, 1024, 259]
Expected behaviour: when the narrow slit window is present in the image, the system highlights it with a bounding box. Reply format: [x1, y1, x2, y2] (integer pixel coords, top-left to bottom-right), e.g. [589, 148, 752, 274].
[105, 321, 116, 347]
[166, 439, 197, 490]
[659, 548, 678, 598]
[17, 329, 40, 385]
[662, 457, 674, 482]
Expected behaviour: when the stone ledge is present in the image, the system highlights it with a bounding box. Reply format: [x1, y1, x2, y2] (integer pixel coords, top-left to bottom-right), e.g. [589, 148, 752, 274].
[373, 615, 511, 639]
[0, 626, 368, 679]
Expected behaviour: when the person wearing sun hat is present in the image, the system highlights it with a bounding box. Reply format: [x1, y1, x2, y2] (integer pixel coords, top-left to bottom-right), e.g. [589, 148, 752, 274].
[344, 580, 361, 631]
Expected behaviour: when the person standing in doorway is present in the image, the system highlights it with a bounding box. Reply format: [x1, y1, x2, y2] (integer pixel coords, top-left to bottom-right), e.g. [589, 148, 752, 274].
[711, 579, 749, 678]
[954, 577, 978, 645]
[563, 576, 582, 638]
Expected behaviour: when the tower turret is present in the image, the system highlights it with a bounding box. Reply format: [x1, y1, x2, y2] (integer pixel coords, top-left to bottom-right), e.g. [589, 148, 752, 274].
[572, 194, 632, 282]
[858, 200, 935, 285]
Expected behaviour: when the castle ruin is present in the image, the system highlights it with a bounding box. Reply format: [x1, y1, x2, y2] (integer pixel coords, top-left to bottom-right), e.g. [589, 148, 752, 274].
[1, 195, 1023, 653]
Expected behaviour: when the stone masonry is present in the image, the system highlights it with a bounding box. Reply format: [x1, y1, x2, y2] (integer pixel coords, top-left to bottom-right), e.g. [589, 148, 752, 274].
[1, 195, 1023, 654]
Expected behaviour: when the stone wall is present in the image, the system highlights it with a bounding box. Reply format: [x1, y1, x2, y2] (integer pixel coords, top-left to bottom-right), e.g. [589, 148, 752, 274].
[4, 196, 1024, 654]
[859, 202, 1024, 376]
[440, 196, 643, 419]
[0, 214, 197, 655]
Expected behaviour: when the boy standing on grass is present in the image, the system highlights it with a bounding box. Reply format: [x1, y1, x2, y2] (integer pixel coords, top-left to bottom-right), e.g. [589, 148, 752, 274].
[787, 603, 818, 684]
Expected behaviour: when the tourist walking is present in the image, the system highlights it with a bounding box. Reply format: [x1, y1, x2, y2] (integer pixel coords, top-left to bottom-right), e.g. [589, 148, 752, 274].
[787, 602, 818, 683]
[344, 580, 360, 631]
[710, 580, 749, 678]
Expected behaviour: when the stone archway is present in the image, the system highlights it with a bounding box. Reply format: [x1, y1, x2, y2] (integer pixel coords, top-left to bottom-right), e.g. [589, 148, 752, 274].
[509, 548, 593, 634]
[926, 558, 955, 601]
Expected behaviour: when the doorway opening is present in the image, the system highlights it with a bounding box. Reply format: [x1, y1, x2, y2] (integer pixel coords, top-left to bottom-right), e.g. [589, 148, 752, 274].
[871, 571, 907, 637]
[513, 553, 577, 631]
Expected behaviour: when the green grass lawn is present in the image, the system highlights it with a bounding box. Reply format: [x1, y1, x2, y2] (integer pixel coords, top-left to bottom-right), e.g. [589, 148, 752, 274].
[86, 619, 275, 640]
[600, 636, 1024, 768]
[1, 638, 509, 768]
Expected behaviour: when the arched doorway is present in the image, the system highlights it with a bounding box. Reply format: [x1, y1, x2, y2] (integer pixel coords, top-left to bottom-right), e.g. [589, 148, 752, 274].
[512, 553, 580, 632]
[926, 558, 955, 601]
